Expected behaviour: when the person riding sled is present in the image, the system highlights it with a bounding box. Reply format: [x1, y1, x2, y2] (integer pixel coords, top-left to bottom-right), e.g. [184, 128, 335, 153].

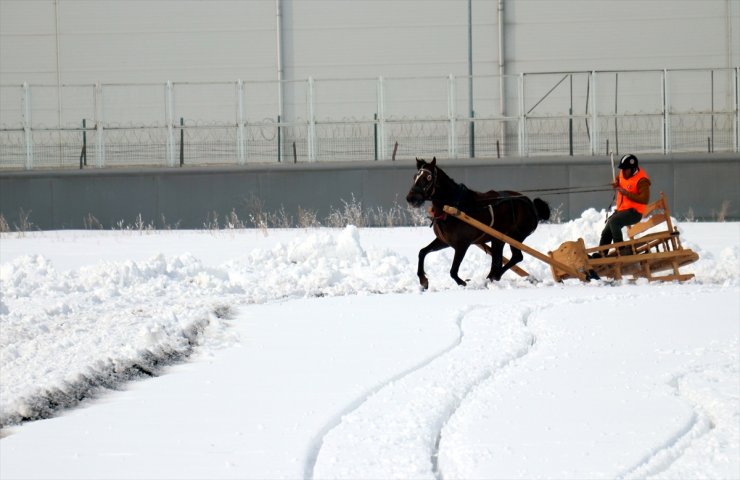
[592, 153, 651, 258]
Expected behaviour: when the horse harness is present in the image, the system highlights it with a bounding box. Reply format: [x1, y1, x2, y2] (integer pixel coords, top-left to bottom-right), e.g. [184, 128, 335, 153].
[429, 182, 496, 245]
[428, 181, 475, 224]
[431, 191, 533, 245]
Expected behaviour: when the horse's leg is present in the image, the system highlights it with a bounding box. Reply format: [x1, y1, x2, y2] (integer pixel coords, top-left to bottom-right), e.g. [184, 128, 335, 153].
[487, 240, 505, 282]
[417, 237, 448, 289]
[449, 243, 471, 286]
[497, 222, 537, 279]
[497, 245, 524, 280]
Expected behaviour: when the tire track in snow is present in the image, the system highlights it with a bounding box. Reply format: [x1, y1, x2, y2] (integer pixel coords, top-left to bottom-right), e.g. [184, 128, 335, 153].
[308, 303, 537, 480]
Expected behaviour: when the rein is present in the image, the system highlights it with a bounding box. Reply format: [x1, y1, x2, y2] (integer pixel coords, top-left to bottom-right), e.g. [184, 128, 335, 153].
[518, 184, 613, 196]
[418, 163, 612, 230]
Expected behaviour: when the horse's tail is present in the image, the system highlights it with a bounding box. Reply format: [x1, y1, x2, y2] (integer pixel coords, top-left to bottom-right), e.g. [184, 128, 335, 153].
[533, 198, 550, 222]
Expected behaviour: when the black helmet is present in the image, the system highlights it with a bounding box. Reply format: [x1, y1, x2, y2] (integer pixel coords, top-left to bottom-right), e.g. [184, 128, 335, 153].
[618, 154, 638, 170]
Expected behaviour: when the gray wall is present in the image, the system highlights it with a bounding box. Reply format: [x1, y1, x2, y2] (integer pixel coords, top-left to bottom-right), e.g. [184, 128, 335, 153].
[1, 154, 738, 230]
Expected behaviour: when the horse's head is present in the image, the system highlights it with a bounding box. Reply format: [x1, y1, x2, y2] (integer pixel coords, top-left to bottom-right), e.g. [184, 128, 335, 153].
[406, 157, 438, 207]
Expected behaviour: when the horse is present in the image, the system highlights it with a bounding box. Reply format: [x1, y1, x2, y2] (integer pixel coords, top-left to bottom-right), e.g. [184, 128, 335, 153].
[405, 157, 551, 289]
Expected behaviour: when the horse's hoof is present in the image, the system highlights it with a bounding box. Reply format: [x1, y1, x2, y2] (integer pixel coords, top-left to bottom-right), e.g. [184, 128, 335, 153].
[420, 278, 429, 290]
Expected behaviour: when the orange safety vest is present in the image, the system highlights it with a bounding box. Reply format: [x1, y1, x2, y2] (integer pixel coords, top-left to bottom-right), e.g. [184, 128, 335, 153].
[617, 168, 651, 215]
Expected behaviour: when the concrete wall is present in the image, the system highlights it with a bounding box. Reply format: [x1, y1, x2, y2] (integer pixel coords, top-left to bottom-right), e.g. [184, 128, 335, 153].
[1, 154, 737, 230]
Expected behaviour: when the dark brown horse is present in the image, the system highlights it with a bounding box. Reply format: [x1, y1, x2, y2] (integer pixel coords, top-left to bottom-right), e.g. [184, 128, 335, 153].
[406, 157, 550, 289]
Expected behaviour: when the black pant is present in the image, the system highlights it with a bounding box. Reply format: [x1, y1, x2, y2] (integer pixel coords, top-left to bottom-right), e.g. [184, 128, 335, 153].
[599, 209, 643, 246]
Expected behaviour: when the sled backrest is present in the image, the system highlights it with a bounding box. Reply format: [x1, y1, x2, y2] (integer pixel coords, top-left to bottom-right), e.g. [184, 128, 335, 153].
[627, 191, 674, 239]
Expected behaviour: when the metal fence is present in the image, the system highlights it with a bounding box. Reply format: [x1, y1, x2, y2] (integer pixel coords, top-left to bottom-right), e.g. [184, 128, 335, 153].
[1, 68, 738, 170]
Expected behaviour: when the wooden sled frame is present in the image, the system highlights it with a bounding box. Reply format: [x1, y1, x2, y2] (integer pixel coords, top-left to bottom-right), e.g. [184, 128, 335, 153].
[549, 192, 699, 282]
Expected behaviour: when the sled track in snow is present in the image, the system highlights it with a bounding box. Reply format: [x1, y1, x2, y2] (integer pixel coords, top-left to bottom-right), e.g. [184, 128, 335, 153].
[617, 370, 716, 479]
[307, 302, 541, 479]
[303, 306, 469, 479]
[0, 307, 229, 432]
[430, 324, 537, 480]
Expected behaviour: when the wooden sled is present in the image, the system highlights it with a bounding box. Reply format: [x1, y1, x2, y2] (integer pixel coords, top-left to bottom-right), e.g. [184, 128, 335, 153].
[549, 192, 699, 282]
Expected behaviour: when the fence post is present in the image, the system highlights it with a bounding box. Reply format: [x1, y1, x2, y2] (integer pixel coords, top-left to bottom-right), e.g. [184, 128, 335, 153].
[569, 106, 573, 156]
[277, 114, 282, 162]
[569, 74, 573, 156]
[79, 118, 87, 169]
[307, 76, 316, 162]
[710, 69, 715, 152]
[377, 76, 386, 160]
[165, 81, 176, 167]
[735, 67, 740, 152]
[179, 117, 184, 166]
[662, 69, 669, 154]
[237, 79, 246, 165]
[614, 72, 619, 155]
[518, 73, 525, 156]
[94, 81, 105, 167]
[590, 71, 598, 156]
[448, 74, 457, 158]
[470, 110, 475, 158]
[22, 82, 33, 170]
[373, 113, 378, 160]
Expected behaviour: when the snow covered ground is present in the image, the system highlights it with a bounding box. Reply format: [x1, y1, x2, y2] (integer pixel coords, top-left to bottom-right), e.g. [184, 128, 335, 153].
[0, 209, 738, 479]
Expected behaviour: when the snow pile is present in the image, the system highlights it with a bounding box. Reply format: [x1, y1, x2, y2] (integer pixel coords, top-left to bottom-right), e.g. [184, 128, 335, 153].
[0, 226, 419, 427]
[0, 253, 224, 427]
[228, 225, 410, 298]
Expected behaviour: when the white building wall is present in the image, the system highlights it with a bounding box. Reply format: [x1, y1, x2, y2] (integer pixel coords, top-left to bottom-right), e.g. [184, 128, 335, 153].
[0, 0, 277, 85]
[1, 0, 738, 124]
[506, 0, 738, 73]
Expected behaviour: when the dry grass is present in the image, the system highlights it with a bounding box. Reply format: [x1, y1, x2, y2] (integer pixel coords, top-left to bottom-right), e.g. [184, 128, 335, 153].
[714, 200, 731, 222]
[9, 194, 650, 233]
